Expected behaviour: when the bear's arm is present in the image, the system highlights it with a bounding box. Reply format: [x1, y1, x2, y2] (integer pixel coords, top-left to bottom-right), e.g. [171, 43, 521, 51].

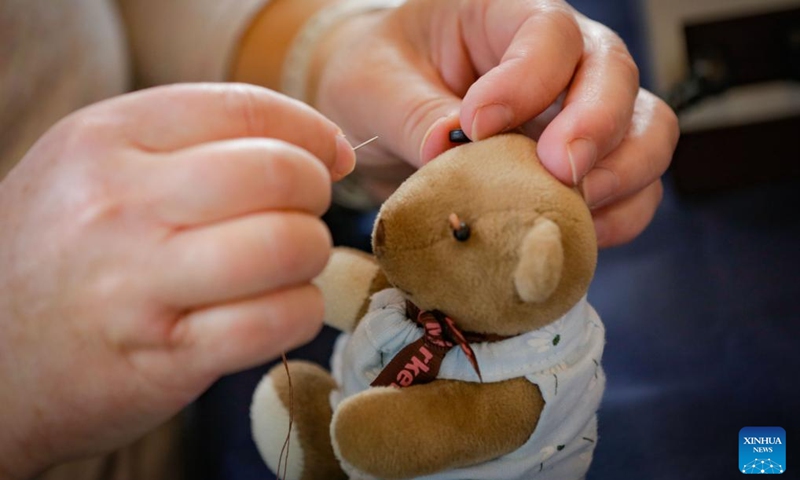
[313, 247, 390, 333]
[332, 378, 544, 478]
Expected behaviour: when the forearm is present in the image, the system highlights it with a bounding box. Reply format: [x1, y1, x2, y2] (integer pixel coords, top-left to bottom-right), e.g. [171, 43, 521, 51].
[230, 0, 342, 93]
[231, 0, 398, 105]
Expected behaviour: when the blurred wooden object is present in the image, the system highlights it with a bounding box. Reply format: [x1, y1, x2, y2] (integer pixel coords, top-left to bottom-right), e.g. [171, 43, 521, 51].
[35, 414, 184, 480]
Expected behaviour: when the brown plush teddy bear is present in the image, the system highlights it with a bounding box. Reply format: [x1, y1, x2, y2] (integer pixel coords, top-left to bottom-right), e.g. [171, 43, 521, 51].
[251, 133, 606, 480]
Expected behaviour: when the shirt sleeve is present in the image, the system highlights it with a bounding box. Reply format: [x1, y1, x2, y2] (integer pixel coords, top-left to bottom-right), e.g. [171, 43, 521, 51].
[116, 0, 271, 86]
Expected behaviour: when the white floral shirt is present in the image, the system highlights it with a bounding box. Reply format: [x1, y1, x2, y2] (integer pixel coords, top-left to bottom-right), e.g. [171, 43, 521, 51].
[330, 288, 606, 480]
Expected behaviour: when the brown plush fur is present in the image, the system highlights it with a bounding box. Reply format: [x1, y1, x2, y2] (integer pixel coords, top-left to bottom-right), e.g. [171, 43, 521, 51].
[373, 134, 596, 336]
[268, 362, 346, 480]
[332, 379, 544, 479]
[313, 248, 387, 333]
[253, 134, 598, 480]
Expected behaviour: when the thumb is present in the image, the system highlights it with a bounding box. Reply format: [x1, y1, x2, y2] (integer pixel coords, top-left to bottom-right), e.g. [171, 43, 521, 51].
[366, 72, 462, 166]
[418, 109, 464, 164]
[383, 75, 467, 165]
[318, 52, 462, 167]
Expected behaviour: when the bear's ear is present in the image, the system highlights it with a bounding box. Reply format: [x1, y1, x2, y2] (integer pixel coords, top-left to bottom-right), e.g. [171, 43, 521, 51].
[513, 217, 564, 303]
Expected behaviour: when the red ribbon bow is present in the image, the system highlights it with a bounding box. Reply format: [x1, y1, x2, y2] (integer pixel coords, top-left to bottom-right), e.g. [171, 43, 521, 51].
[370, 307, 483, 388]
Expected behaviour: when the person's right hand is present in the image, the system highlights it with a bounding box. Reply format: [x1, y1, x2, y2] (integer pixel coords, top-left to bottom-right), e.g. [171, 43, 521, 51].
[0, 83, 355, 479]
[311, 0, 678, 248]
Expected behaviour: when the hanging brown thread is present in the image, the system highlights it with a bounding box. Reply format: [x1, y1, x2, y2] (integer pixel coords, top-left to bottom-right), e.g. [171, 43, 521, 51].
[276, 352, 293, 480]
[273, 136, 378, 480]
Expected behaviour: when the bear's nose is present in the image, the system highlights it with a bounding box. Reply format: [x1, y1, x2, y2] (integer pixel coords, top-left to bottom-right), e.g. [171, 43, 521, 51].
[373, 219, 385, 254]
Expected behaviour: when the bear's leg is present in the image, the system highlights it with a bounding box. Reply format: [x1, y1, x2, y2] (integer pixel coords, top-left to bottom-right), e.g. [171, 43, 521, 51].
[251, 360, 346, 480]
[332, 378, 544, 479]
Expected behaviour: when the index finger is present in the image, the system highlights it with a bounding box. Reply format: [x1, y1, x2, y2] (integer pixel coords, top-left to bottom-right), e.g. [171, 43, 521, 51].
[83, 83, 355, 176]
[460, 0, 583, 140]
[536, 15, 640, 185]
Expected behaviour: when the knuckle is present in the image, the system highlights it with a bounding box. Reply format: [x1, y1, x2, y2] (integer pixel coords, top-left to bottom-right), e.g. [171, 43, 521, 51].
[277, 285, 324, 327]
[76, 194, 128, 229]
[609, 43, 640, 88]
[649, 96, 681, 171]
[539, 2, 580, 36]
[614, 215, 648, 247]
[545, 6, 583, 53]
[57, 114, 113, 155]
[660, 101, 681, 151]
[586, 106, 622, 145]
[307, 219, 334, 262]
[260, 139, 302, 170]
[629, 184, 663, 238]
[584, 19, 639, 88]
[192, 237, 236, 284]
[299, 285, 325, 330]
[643, 89, 680, 142]
[632, 91, 680, 176]
[401, 97, 455, 156]
[55, 149, 131, 227]
[606, 182, 663, 247]
[272, 215, 332, 277]
[650, 179, 664, 205]
[85, 270, 131, 315]
[643, 152, 666, 185]
[251, 140, 332, 213]
[615, 225, 641, 247]
[222, 84, 266, 137]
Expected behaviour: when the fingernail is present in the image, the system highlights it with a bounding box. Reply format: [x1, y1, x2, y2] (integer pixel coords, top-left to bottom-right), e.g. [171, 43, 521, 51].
[419, 113, 460, 163]
[333, 134, 357, 180]
[420, 115, 447, 162]
[471, 104, 513, 140]
[581, 167, 619, 209]
[566, 138, 597, 185]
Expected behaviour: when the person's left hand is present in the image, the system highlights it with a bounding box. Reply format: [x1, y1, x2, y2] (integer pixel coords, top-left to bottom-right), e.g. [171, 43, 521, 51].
[312, 0, 679, 248]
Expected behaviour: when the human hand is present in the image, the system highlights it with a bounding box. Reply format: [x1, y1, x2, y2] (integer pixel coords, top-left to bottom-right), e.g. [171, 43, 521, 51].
[312, 0, 679, 247]
[0, 83, 354, 478]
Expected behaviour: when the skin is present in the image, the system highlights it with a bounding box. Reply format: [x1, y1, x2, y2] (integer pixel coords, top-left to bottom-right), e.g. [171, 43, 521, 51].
[0, 84, 355, 479]
[300, 0, 680, 248]
[1, 0, 678, 476]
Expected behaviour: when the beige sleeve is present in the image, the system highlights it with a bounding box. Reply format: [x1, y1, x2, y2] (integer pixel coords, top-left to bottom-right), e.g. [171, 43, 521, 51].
[116, 0, 271, 86]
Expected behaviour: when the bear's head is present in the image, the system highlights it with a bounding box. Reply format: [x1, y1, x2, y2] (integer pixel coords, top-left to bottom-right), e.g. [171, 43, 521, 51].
[372, 133, 597, 336]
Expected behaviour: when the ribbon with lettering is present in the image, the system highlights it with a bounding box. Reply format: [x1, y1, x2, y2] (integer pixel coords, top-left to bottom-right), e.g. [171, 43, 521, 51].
[370, 306, 484, 388]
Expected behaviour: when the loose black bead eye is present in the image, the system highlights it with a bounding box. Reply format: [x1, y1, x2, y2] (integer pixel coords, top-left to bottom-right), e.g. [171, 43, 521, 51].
[449, 129, 471, 143]
[448, 212, 471, 242]
[453, 222, 471, 241]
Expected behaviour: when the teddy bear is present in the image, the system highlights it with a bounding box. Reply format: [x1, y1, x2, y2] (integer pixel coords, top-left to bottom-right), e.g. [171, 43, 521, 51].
[250, 133, 606, 480]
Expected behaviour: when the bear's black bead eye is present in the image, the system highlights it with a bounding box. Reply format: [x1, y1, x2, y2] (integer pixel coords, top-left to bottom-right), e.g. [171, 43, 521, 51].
[453, 223, 471, 242]
[449, 129, 471, 144]
[448, 213, 471, 242]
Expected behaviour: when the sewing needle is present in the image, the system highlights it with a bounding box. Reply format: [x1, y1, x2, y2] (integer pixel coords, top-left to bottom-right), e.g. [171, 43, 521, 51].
[353, 136, 379, 151]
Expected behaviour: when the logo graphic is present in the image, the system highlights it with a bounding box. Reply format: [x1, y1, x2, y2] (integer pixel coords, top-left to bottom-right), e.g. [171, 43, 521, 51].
[739, 427, 786, 474]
